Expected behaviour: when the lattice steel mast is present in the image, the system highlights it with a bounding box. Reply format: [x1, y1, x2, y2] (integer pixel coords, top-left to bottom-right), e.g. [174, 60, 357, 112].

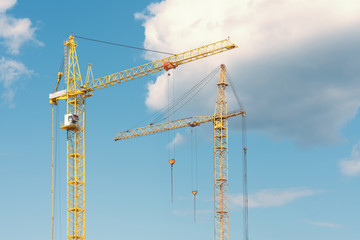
[65, 36, 85, 240]
[214, 64, 229, 240]
[60, 36, 86, 240]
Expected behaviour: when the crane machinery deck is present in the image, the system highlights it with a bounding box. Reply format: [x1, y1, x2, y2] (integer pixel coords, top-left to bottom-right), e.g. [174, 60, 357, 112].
[50, 35, 237, 240]
[114, 64, 246, 240]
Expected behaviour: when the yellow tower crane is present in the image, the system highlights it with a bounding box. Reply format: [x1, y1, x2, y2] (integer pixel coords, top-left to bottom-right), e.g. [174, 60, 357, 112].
[114, 64, 245, 240]
[49, 36, 237, 240]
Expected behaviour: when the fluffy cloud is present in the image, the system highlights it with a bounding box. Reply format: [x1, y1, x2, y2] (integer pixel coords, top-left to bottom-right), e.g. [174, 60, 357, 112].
[0, 0, 41, 106]
[0, 0, 42, 54]
[146, 73, 169, 110]
[230, 187, 320, 208]
[339, 141, 360, 176]
[136, 0, 360, 145]
[0, 57, 32, 107]
[0, 0, 16, 13]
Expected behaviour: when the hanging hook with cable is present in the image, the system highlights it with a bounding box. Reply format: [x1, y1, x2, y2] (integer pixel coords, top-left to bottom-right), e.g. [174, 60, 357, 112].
[168, 159, 175, 203]
[192, 190, 198, 222]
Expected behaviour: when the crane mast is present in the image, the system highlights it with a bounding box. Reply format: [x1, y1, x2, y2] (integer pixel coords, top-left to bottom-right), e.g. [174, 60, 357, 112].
[60, 36, 86, 240]
[115, 64, 244, 240]
[50, 35, 237, 240]
[214, 64, 229, 240]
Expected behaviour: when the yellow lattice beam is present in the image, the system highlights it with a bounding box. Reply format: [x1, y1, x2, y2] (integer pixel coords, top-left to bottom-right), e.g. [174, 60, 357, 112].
[114, 112, 243, 141]
[84, 39, 236, 92]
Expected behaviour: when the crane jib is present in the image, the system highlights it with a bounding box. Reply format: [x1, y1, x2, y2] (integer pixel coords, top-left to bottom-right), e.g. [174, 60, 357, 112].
[49, 39, 237, 103]
[82, 39, 237, 92]
[113, 111, 244, 141]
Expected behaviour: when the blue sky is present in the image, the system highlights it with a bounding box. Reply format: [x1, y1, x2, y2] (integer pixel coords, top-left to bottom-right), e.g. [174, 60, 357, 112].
[0, 0, 360, 240]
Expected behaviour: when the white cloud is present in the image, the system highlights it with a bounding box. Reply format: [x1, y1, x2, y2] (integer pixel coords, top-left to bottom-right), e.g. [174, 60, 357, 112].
[167, 132, 184, 148]
[230, 188, 320, 208]
[339, 141, 360, 176]
[136, 0, 360, 145]
[0, 0, 16, 13]
[0, 57, 32, 107]
[0, 0, 41, 106]
[308, 221, 343, 228]
[146, 73, 169, 110]
[139, 0, 360, 61]
[0, 0, 43, 55]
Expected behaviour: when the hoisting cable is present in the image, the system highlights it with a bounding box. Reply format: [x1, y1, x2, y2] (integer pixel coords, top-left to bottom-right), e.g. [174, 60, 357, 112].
[167, 69, 177, 203]
[172, 70, 176, 160]
[153, 67, 219, 124]
[56, 104, 62, 240]
[191, 129, 193, 186]
[127, 66, 220, 130]
[191, 127, 198, 222]
[51, 99, 62, 240]
[191, 129, 194, 220]
[195, 127, 198, 194]
[73, 35, 174, 55]
[168, 159, 175, 203]
[52, 103, 61, 240]
[195, 127, 198, 221]
[54, 57, 64, 92]
[227, 73, 244, 111]
[192, 190, 198, 222]
[167, 70, 171, 160]
[52, 56, 64, 240]
[242, 114, 248, 240]
[226, 71, 249, 240]
[51, 104, 55, 240]
[150, 67, 219, 124]
[58, 57, 64, 74]
[167, 69, 172, 203]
